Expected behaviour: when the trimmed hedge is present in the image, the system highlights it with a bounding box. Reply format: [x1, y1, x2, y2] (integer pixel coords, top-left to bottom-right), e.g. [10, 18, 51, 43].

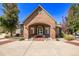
[19, 37, 25, 41]
[64, 34, 74, 41]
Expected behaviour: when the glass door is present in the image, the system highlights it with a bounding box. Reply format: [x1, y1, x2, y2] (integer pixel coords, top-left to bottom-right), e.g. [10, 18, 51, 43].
[37, 26, 43, 35]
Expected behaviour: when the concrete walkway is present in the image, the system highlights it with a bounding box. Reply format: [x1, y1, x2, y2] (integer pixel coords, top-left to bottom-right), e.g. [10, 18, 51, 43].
[0, 40, 79, 56]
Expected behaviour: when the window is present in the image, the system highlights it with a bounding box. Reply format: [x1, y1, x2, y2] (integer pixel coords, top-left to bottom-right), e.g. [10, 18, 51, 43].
[30, 27, 35, 34]
[45, 27, 49, 34]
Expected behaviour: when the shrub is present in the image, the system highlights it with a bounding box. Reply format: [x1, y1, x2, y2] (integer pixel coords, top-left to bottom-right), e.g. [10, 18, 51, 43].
[64, 34, 74, 41]
[5, 36, 9, 38]
[19, 37, 25, 41]
[15, 34, 20, 37]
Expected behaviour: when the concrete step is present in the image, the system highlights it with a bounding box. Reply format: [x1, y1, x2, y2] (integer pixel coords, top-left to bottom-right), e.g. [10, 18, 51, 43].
[29, 38, 53, 41]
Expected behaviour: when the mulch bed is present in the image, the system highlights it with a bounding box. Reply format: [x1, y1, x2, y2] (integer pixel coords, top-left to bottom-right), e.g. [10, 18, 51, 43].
[66, 40, 79, 46]
[34, 38, 45, 41]
[0, 39, 14, 45]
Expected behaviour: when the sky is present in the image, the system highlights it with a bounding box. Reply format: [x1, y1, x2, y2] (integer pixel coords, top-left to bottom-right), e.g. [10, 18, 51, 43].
[0, 3, 71, 24]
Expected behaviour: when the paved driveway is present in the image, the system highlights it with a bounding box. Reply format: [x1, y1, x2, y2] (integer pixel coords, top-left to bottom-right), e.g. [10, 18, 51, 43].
[0, 40, 79, 56]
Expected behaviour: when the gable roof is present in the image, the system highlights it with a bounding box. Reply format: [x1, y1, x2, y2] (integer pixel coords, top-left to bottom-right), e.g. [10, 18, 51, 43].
[23, 5, 57, 25]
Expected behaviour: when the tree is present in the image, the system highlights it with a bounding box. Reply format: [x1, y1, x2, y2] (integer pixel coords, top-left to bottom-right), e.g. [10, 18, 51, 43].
[67, 4, 79, 34]
[0, 3, 19, 37]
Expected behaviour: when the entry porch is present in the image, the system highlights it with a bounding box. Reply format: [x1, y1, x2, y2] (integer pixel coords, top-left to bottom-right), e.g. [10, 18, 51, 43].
[29, 23, 50, 38]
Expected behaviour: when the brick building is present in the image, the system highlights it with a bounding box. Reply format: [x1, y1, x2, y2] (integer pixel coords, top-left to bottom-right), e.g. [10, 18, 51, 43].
[23, 5, 57, 40]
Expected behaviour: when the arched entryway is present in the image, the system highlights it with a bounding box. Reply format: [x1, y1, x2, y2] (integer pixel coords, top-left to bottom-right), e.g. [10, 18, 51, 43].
[29, 23, 50, 38]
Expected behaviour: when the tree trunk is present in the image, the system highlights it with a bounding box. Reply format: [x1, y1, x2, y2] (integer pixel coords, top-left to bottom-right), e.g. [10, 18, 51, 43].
[10, 31, 13, 37]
